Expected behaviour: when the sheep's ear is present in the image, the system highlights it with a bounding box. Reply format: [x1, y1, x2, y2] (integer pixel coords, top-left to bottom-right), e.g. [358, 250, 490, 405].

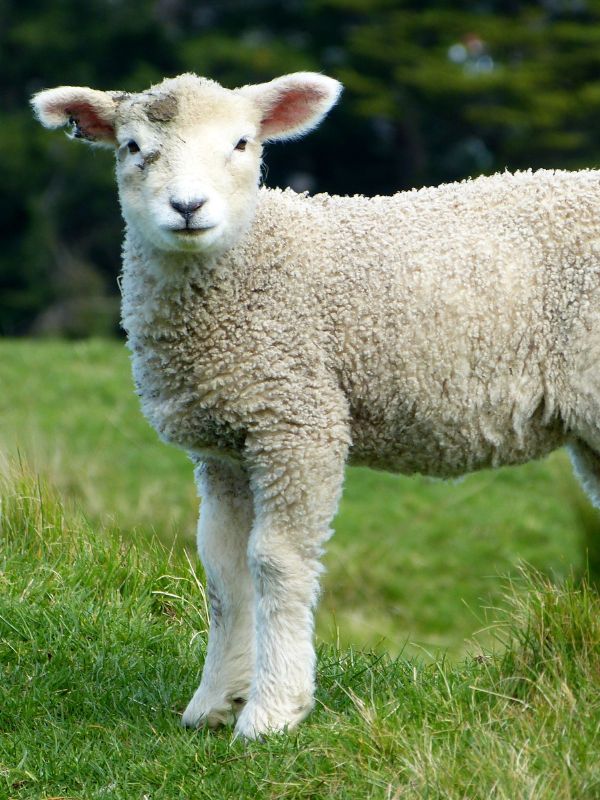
[238, 72, 342, 142]
[31, 86, 121, 147]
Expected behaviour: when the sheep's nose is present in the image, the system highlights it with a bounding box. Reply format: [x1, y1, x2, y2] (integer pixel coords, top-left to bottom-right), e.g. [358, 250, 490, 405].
[170, 197, 206, 219]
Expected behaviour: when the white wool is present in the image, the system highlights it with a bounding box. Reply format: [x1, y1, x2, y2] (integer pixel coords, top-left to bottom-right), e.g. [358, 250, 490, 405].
[33, 72, 600, 739]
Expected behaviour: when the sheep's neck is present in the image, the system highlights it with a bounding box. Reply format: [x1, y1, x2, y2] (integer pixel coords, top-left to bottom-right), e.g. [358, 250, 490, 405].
[119, 224, 250, 341]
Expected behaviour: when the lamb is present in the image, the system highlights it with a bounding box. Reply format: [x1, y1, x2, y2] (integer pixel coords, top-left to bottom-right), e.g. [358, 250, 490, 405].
[32, 71, 600, 740]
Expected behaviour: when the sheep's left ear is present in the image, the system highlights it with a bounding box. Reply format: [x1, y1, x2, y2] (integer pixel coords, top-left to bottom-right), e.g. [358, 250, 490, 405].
[31, 86, 122, 147]
[238, 72, 342, 142]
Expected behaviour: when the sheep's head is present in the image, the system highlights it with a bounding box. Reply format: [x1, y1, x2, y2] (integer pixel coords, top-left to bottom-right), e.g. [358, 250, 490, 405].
[32, 72, 342, 258]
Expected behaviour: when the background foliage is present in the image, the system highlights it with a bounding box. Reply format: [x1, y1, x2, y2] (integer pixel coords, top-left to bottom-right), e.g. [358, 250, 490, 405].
[3, 0, 600, 334]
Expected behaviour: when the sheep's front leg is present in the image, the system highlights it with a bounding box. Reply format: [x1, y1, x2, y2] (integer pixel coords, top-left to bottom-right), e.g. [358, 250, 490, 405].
[182, 458, 255, 729]
[233, 431, 348, 739]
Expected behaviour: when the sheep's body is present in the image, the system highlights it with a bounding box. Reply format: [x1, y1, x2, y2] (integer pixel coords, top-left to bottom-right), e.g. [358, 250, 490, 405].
[122, 169, 600, 480]
[33, 71, 600, 740]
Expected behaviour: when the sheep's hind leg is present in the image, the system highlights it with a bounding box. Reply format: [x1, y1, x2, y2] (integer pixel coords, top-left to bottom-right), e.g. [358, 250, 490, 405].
[233, 429, 348, 740]
[567, 437, 600, 509]
[182, 458, 255, 729]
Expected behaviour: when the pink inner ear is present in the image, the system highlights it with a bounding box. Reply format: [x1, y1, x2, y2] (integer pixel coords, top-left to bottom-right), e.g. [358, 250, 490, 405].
[261, 87, 325, 137]
[60, 100, 114, 140]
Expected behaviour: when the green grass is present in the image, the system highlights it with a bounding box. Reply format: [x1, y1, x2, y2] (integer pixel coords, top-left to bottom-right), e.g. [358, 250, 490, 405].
[0, 338, 596, 658]
[0, 468, 598, 799]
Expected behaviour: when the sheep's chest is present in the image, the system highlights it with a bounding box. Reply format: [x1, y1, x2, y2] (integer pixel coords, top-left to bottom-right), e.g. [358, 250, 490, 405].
[123, 278, 246, 460]
[129, 335, 246, 457]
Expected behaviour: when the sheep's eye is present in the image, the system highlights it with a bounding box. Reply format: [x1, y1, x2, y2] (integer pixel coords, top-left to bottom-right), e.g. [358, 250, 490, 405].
[234, 137, 248, 152]
[127, 140, 140, 154]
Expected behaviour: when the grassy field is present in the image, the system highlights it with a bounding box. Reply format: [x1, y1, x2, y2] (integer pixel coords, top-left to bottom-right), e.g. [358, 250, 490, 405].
[0, 466, 598, 799]
[0, 338, 596, 658]
[1, 339, 599, 798]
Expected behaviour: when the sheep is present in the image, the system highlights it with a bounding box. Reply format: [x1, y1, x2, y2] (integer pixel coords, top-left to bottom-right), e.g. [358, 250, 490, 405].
[32, 71, 600, 740]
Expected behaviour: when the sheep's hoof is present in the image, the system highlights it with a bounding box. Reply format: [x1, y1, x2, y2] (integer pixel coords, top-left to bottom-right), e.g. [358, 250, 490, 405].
[181, 689, 245, 729]
[232, 696, 314, 740]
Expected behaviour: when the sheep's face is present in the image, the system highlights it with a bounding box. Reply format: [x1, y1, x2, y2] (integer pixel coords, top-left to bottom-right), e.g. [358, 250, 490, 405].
[32, 73, 342, 260]
[113, 79, 265, 256]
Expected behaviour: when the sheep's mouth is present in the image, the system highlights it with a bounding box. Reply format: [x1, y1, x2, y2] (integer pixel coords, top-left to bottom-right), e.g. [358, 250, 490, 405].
[171, 225, 217, 236]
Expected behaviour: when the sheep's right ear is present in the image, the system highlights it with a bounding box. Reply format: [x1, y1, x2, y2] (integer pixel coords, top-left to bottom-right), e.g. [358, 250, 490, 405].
[238, 73, 342, 142]
[31, 87, 121, 147]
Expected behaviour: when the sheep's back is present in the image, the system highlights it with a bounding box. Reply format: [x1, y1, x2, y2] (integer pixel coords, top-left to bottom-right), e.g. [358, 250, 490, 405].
[254, 171, 600, 476]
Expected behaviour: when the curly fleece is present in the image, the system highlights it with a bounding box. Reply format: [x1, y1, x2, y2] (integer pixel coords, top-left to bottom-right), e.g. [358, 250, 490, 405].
[122, 169, 600, 479]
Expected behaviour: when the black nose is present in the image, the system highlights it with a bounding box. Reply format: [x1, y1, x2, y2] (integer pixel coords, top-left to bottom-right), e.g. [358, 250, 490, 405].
[170, 197, 206, 219]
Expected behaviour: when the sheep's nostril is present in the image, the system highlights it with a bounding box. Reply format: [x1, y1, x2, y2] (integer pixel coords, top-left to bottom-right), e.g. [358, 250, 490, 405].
[170, 197, 206, 219]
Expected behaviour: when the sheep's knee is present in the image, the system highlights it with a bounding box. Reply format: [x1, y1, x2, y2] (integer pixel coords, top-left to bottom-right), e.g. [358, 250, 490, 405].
[248, 536, 321, 609]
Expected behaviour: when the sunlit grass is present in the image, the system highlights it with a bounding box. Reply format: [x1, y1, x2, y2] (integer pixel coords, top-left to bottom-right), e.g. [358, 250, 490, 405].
[0, 467, 598, 799]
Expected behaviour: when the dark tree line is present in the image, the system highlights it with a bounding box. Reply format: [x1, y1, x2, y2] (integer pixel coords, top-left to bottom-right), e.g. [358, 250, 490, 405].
[3, 0, 600, 335]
